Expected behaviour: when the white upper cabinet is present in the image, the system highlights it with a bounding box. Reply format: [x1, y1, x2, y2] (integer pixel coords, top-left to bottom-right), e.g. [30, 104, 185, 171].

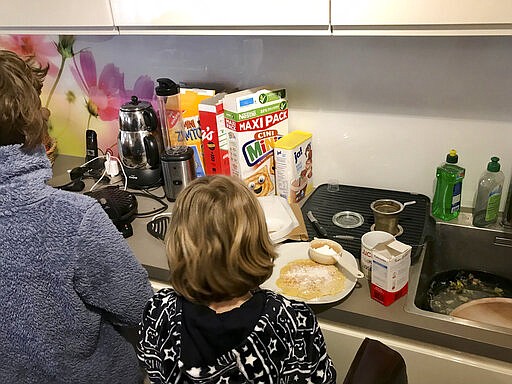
[0, 0, 117, 34]
[331, 0, 512, 35]
[110, 0, 330, 35]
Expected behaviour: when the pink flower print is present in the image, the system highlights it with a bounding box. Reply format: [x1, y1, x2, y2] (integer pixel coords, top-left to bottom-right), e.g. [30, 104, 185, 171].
[0, 35, 59, 76]
[71, 50, 124, 122]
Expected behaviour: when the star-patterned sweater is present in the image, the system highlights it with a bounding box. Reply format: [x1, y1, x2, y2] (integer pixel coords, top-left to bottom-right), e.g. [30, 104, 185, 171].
[137, 288, 337, 383]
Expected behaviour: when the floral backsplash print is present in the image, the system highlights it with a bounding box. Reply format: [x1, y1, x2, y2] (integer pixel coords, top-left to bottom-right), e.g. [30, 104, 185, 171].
[0, 34, 157, 157]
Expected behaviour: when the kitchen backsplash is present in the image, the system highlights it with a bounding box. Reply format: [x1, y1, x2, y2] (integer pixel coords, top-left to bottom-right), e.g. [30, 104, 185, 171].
[1, 34, 511, 210]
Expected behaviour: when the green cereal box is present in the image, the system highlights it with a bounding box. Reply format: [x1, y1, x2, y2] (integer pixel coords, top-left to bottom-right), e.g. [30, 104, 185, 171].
[223, 87, 288, 197]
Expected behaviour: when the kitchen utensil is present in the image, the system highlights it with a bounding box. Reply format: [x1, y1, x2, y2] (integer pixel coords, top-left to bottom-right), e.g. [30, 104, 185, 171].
[147, 214, 171, 241]
[332, 211, 364, 229]
[117, 95, 163, 189]
[309, 238, 364, 279]
[450, 297, 512, 329]
[306, 211, 328, 237]
[156, 78, 196, 201]
[334, 234, 358, 240]
[360, 231, 395, 280]
[370, 199, 415, 236]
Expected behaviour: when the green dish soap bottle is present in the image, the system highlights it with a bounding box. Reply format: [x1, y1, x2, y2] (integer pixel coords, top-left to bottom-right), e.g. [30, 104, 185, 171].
[472, 156, 505, 227]
[432, 149, 466, 221]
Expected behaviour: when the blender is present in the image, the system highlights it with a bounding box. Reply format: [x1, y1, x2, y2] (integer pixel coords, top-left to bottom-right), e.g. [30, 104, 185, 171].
[155, 78, 196, 201]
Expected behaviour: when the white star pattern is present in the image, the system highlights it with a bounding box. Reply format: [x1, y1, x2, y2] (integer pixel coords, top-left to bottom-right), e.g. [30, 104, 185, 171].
[163, 348, 176, 360]
[296, 312, 307, 327]
[138, 290, 336, 383]
[269, 338, 277, 354]
[245, 354, 257, 366]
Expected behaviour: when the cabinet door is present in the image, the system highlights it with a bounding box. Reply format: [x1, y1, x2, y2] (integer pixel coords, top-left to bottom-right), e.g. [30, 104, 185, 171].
[0, 0, 116, 34]
[331, 0, 512, 35]
[111, 0, 330, 35]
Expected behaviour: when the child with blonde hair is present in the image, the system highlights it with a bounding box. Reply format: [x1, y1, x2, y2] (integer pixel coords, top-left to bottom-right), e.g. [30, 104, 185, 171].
[137, 175, 336, 383]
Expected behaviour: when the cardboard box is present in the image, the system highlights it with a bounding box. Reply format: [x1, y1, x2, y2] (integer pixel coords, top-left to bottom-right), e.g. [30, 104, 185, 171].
[180, 88, 216, 178]
[370, 239, 411, 306]
[223, 87, 288, 196]
[198, 93, 230, 176]
[274, 130, 313, 204]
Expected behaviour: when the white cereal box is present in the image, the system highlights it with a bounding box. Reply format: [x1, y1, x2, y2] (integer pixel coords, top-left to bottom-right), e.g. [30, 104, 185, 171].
[223, 87, 288, 197]
[274, 131, 313, 204]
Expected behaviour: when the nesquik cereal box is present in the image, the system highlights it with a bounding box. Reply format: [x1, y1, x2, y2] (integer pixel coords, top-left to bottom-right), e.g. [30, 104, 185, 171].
[274, 131, 313, 204]
[223, 87, 288, 196]
[198, 93, 231, 176]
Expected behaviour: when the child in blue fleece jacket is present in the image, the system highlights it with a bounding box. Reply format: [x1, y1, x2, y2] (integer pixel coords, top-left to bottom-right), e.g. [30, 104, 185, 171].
[0, 49, 154, 383]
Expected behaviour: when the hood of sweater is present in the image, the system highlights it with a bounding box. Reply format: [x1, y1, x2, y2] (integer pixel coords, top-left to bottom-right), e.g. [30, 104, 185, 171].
[0, 144, 54, 215]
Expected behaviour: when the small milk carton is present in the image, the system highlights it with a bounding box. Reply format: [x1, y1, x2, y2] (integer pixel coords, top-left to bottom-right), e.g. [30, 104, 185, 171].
[274, 131, 313, 203]
[199, 93, 231, 176]
[223, 87, 288, 196]
[370, 239, 412, 306]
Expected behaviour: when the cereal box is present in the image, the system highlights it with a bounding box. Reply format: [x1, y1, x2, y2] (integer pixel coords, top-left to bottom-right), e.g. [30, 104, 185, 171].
[198, 93, 231, 176]
[180, 88, 216, 178]
[223, 87, 288, 196]
[274, 131, 313, 204]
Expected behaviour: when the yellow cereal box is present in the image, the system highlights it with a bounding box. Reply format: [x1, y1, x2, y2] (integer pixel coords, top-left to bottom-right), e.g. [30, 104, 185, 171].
[274, 131, 313, 203]
[180, 88, 216, 177]
[223, 87, 288, 197]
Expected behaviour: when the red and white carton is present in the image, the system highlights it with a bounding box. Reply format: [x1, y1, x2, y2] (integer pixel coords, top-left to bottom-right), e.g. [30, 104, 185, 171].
[370, 239, 411, 306]
[199, 93, 231, 176]
[223, 87, 288, 196]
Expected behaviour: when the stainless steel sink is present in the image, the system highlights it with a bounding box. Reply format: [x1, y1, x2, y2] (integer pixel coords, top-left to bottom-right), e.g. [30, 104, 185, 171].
[405, 214, 512, 333]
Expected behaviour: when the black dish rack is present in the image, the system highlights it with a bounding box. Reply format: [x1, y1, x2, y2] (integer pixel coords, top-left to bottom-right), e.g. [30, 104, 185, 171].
[300, 184, 435, 261]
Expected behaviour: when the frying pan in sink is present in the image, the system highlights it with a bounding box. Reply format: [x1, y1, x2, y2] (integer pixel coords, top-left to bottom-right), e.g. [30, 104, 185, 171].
[426, 270, 512, 315]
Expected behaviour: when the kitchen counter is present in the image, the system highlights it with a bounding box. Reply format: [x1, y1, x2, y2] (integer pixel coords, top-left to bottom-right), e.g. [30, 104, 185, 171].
[49, 155, 512, 366]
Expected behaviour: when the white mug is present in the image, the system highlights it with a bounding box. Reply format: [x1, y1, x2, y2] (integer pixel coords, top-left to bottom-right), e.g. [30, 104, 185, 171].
[360, 231, 395, 280]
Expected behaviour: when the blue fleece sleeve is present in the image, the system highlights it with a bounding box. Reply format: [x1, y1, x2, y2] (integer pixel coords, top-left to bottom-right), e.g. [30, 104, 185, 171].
[73, 202, 154, 326]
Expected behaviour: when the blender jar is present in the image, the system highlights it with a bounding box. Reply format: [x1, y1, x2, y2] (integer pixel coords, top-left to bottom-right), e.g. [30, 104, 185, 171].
[155, 78, 187, 154]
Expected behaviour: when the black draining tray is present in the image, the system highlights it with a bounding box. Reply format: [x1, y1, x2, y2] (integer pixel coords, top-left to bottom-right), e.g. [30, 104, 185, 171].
[301, 184, 434, 261]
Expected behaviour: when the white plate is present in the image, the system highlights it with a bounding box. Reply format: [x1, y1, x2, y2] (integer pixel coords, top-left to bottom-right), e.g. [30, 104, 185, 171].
[260, 242, 358, 304]
[258, 196, 299, 244]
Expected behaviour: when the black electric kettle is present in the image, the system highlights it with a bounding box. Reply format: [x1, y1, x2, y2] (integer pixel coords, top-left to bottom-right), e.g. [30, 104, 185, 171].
[118, 96, 163, 189]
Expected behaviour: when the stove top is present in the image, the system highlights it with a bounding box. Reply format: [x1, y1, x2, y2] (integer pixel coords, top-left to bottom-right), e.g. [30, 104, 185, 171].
[300, 184, 434, 260]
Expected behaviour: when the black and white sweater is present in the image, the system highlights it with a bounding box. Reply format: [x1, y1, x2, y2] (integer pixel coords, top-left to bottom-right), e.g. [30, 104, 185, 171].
[137, 288, 337, 383]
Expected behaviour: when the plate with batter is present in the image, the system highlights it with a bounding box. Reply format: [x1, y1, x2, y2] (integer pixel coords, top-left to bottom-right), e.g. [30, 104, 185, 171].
[260, 241, 358, 304]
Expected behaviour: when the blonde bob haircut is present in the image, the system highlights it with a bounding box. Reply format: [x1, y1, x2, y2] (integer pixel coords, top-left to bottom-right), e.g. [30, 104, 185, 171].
[166, 175, 277, 304]
[0, 50, 48, 149]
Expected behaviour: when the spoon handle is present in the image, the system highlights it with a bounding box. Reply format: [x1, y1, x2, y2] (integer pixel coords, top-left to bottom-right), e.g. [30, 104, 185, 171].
[334, 253, 365, 279]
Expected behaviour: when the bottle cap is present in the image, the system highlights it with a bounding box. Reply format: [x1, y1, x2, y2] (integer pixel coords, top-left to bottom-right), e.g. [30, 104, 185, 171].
[446, 149, 458, 164]
[155, 78, 180, 96]
[487, 156, 500, 172]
